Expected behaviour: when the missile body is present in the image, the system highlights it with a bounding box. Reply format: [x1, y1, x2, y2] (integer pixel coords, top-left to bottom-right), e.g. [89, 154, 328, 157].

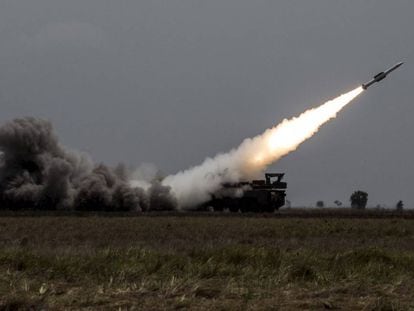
[362, 62, 403, 90]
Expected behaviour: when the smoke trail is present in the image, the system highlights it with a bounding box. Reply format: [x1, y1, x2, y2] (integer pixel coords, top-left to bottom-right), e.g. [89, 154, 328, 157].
[163, 87, 364, 208]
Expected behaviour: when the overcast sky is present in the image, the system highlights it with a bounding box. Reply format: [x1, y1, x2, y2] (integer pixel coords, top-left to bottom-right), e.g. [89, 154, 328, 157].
[1, 0, 413, 207]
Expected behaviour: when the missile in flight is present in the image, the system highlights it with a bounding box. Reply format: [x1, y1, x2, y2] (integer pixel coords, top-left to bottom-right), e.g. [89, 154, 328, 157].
[362, 62, 404, 90]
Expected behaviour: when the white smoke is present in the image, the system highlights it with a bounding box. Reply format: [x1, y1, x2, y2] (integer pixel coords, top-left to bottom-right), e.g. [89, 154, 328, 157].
[130, 163, 159, 191]
[161, 87, 364, 209]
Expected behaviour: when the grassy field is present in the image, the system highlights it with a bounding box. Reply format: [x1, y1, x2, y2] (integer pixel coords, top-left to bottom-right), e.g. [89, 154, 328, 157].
[0, 215, 414, 310]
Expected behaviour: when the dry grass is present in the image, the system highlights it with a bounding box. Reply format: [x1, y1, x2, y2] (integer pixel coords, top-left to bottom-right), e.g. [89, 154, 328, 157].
[0, 216, 413, 309]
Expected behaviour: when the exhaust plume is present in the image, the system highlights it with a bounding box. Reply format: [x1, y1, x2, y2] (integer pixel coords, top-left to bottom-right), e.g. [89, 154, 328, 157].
[163, 87, 364, 208]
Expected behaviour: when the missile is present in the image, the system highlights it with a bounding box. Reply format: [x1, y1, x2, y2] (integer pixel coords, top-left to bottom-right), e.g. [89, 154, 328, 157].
[362, 62, 403, 90]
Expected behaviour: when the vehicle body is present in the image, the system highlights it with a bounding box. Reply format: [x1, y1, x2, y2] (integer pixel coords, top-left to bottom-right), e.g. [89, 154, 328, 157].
[200, 173, 287, 212]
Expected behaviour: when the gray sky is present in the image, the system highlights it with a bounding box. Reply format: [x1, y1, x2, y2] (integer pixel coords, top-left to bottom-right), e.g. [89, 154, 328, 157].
[1, 0, 413, 207]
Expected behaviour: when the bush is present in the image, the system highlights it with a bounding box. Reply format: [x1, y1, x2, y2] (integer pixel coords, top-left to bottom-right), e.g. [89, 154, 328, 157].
[316, 201, 324, 208]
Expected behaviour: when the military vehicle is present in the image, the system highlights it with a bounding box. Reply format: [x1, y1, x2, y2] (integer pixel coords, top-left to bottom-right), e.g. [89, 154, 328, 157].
[202, 173, 287, 213]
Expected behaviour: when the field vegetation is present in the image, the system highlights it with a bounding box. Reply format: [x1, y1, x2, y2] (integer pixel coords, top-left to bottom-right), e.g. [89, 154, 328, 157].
[0, 214, 413, 309]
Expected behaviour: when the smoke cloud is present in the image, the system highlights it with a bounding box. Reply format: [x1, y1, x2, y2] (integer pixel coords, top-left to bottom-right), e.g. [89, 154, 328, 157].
[0, 117, 175, 211]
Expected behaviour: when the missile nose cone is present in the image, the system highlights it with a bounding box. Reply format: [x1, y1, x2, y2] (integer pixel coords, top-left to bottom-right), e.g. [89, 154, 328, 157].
[391, 62, 404, 73]
[394, 62, 404, 70]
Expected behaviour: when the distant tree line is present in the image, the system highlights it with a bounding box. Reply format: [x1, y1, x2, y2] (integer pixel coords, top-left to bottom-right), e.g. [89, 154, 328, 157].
[316, 190, 404, 210]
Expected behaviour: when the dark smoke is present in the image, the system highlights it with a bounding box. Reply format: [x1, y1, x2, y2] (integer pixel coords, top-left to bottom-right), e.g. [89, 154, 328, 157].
[0, 117, 176, 211]
[148, 180, 178, 211]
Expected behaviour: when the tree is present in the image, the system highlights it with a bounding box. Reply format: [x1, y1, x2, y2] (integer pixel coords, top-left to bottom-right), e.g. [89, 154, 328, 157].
[396, 200, 404, 211]
[350, 191, 368, 209]
[316, 200, 324, 208]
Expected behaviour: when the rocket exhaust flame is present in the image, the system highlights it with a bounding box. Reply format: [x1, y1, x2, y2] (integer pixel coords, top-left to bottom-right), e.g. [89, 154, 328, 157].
[253, 86, 364, 168]
[163, 86, 364, 208]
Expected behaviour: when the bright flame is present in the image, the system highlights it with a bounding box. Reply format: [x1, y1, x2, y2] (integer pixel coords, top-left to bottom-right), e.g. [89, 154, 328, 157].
[160, 86, 364, 208]
[250, 86, 364, 169]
